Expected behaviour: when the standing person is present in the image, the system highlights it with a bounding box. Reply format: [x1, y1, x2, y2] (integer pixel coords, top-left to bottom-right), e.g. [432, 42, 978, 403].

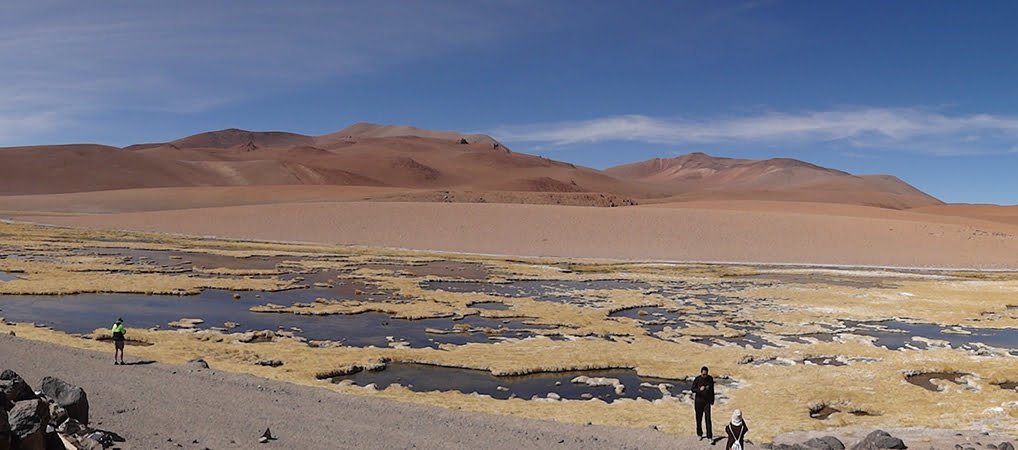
[692, 366, 715, 441]
[111, 318, 126, 365]
[725, 410, 748, 450]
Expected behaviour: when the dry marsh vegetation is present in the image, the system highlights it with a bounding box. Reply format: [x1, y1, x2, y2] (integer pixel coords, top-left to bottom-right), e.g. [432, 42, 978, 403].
[1, 221, 1017, 442]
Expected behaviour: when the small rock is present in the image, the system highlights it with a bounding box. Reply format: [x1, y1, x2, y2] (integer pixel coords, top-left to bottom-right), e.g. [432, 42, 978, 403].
[1000, 444, 1015, 450]
[233, 293, 241, 300]
[259, 427, 276, 443]
[39, 376, 89, 424]
[187, 359, 210, 369]
[169, 318, 204, 329]
[546, 392, 561, 400]
[256, 360, 284, 368]
[224, 322, 240, 329]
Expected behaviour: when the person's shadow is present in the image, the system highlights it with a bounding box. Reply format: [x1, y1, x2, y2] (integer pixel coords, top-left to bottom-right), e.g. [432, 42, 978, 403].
[711, 437, 724, 446]
[121, 360, 156, 366]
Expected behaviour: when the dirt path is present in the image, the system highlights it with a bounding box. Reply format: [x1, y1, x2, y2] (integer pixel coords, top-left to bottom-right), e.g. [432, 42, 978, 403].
[0, 334, 695, 449]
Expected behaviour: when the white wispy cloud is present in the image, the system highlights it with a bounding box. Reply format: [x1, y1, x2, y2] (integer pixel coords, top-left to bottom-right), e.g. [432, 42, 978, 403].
[493, 108, 1018, 155]
[0, 0, 542, 144]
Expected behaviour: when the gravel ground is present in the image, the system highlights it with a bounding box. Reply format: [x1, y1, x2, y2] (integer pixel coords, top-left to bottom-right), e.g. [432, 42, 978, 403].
[0, 334, 699, 449]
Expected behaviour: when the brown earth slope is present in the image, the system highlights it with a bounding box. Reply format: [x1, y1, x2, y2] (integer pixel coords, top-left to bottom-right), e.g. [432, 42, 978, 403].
[606, 152, 942, 209]
[0, 125, 942, 208]
[0, 125, 654, 200]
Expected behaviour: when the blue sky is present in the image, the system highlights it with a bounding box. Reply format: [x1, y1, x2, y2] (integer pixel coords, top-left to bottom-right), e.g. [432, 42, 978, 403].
[3, 0, 1017, 203]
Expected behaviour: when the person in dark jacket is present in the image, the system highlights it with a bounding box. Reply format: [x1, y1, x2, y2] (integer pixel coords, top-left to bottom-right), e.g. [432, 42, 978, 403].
[691, 366, 715, 441]
[725, 409, 748, 450]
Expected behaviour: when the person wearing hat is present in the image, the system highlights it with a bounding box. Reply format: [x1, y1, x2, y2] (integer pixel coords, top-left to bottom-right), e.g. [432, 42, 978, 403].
[725, 409, 748, 450]
[691, 366, 715, 441]
[111, 318, 127, 365]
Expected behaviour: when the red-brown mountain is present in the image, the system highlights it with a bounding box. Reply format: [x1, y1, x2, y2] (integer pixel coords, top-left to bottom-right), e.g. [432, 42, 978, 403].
[605, 152, 941, 208]
[0, 125, 941, 209]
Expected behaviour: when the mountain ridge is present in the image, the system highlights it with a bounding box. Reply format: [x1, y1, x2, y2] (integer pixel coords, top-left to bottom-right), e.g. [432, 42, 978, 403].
[0, 124, 941, 209]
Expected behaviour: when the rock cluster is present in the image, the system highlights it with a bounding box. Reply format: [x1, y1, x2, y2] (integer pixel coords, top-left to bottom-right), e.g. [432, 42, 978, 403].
[767, 430, 1015, 450]
[1, 369, 120, 450]
[768, 435, 847, 450]
[571, 376, 625, 395]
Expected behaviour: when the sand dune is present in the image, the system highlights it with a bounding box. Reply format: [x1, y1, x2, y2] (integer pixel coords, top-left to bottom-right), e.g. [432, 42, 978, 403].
[18, 200, 1018, 268]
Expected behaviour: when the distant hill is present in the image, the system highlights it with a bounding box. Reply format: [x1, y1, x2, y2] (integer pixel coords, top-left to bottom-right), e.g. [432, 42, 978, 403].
[0, 124, 641, 198]
[605, 152, 942, 209]
[0, 126, 942, 209]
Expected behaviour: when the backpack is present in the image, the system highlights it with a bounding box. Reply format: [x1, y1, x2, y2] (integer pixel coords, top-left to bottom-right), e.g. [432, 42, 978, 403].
[729, 424, 746, 450]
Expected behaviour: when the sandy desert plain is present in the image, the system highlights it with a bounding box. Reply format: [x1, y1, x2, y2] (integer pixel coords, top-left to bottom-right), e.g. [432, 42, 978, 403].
[1, 126, 1018, 447]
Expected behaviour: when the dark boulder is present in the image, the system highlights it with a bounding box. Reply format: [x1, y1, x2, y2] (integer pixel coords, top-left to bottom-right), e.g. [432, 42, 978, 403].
[39, 377, 88, 425]
[999, 443, 1014, 450]
[0, 370, 35, 410]
[850, 430, 907, 450]
[8, 399, 49, 450]
[804, 436, 846, 450]
[0, 406, 10, 450]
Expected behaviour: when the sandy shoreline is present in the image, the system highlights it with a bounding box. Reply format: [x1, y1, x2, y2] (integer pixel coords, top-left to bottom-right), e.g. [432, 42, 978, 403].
[17, 200, 1018, 269]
